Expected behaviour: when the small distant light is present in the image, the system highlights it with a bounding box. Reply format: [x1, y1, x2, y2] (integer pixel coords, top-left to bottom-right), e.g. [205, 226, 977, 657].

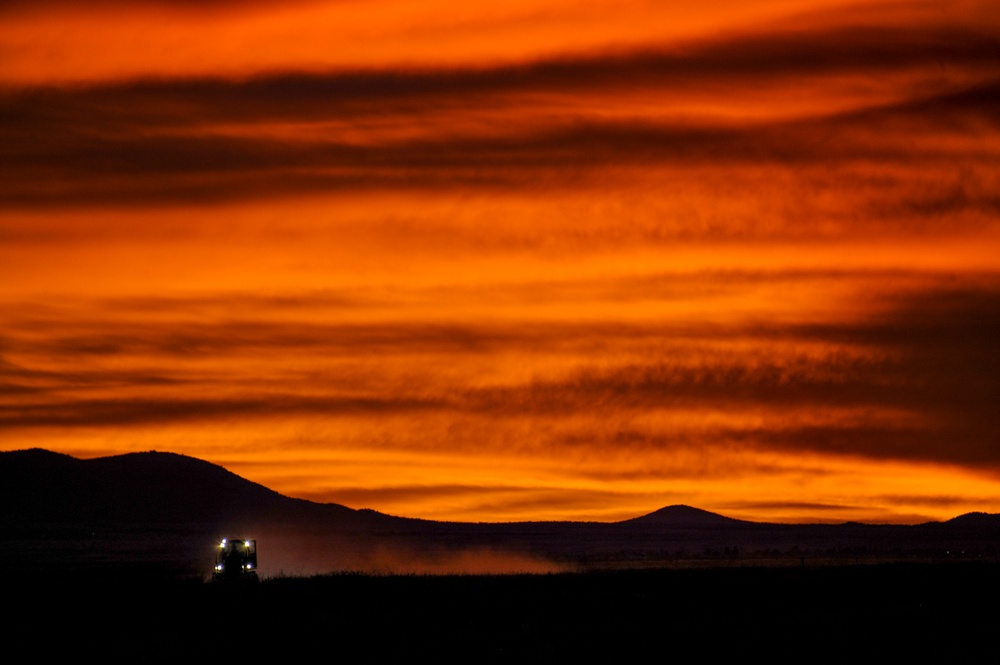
[245, 541, 251, 547]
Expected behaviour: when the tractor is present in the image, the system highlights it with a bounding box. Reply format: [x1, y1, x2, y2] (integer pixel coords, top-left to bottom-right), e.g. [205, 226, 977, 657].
[213, 538, 258, 583]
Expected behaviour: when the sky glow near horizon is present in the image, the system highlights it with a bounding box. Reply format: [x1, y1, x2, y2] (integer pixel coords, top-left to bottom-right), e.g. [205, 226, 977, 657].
[2, 0, 999, 524]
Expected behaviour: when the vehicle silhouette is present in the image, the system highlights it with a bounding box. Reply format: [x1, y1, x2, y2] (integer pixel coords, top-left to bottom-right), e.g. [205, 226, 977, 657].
[213, 538, 258, 583]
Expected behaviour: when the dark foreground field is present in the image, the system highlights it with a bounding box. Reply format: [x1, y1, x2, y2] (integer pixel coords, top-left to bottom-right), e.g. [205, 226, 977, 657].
[8, 561, 999, 660]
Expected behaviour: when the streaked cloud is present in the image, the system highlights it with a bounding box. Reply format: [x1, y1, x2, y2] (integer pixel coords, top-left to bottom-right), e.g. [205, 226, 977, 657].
[3, 20, 998, 208]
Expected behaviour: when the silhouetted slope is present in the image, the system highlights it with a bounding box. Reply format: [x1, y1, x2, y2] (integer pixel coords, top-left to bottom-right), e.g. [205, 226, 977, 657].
[0, 447, 368, 528]
[624, 504, 748, 526]
[942, 511, 1000, 529]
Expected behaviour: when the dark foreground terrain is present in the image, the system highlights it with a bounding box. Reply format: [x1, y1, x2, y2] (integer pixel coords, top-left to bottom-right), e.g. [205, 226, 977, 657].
[7, 561, 999, 660]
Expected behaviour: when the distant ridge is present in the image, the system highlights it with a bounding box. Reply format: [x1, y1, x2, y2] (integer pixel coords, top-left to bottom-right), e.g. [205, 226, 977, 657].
[623, 504, 747, 526]
[0, 447, 366, 528]
[941, 511, 1000, 528]
[3, 448, 999, 527]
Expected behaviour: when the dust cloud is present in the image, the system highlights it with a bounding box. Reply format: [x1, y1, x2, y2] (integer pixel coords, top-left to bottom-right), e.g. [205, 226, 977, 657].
[252, 530, 571, 578]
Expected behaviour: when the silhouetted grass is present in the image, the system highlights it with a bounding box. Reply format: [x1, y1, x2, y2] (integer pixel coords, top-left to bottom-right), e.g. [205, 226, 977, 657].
[6, 561, 999, 659]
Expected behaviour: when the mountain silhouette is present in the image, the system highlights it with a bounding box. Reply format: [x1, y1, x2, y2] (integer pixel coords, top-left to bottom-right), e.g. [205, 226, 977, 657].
[3, 448, 999, 580]
[626, 504, 748, 526]
[942, 511, 1000, 529]
[0, 447, 370, 527]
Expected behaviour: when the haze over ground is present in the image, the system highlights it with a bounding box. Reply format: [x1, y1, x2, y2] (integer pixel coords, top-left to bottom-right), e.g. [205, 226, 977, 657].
[1, 1, 999, 525]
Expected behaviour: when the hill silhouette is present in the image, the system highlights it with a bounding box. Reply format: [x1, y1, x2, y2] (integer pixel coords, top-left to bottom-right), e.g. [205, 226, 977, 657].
[0, 447, 371, 527]
[3, 448, 999, 580]
[626, 503, 748, 526]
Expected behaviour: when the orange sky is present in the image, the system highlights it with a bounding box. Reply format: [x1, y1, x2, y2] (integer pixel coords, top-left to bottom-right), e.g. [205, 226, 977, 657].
[2, 0, 999, 524]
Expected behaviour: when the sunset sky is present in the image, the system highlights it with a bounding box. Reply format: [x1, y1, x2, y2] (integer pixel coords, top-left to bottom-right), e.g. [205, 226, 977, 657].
[2, 0, 999, 524]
